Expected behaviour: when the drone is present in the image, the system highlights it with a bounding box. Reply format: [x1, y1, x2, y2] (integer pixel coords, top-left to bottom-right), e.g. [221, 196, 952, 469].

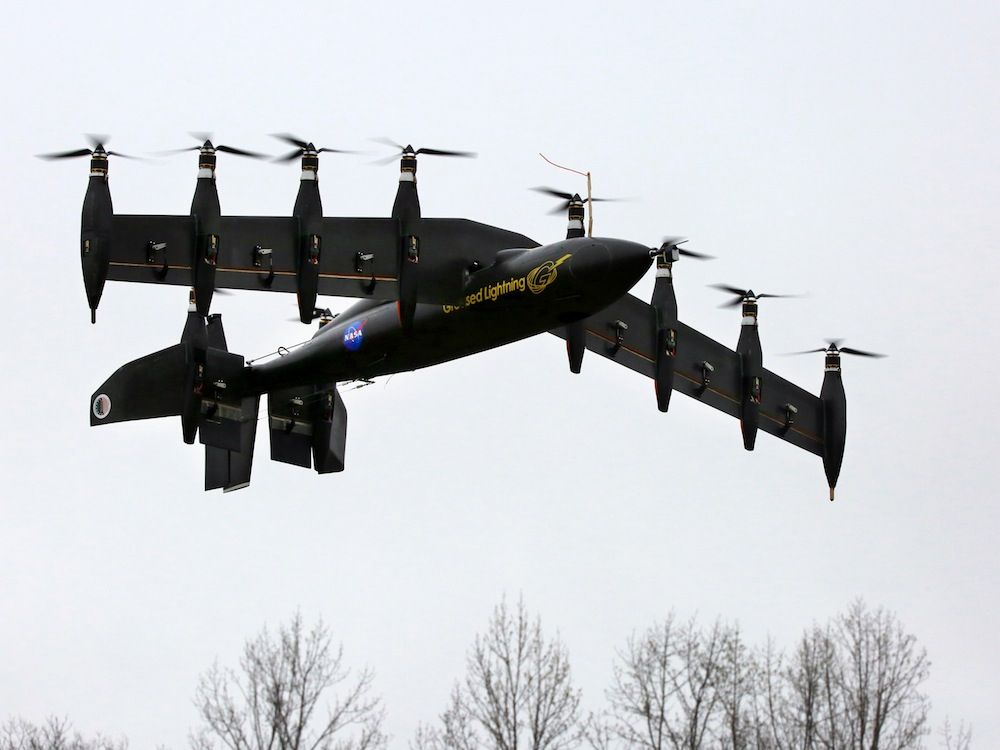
[43, 133, 883, 498]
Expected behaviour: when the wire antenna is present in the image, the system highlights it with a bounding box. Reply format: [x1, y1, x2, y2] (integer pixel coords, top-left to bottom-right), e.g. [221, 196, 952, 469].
[539, 153, 594, 237]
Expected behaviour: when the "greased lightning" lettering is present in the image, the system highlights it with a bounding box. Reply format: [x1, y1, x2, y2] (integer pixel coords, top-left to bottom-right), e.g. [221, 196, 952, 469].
[442, 254, 572, 314]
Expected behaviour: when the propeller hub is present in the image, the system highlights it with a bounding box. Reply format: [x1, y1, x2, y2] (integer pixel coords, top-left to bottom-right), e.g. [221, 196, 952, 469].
[89, 146, 109, 175]
[825, 349, 842, 372]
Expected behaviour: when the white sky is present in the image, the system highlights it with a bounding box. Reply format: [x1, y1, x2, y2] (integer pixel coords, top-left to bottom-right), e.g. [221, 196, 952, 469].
[2, 0, 998, 746]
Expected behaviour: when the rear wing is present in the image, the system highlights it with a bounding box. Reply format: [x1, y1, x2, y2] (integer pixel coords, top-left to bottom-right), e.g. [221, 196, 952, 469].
[107, 215, 538, 304]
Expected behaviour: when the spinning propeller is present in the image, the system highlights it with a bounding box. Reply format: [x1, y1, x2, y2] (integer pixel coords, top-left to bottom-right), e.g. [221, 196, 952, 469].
[270, 133, 356, 163]
[710, 284, 800, 308]
[155, 132, 267, 159]
[789, 339, 887, 358]
[37, 134, 136, 161]
[654, 236, 715, 261]
[531, 186, 625, 215]
[371, 137, 476, 165]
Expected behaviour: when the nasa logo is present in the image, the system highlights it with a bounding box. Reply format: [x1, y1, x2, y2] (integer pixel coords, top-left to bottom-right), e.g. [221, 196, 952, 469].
[93, 393, 112, 419]
[343, 320, 368, 351]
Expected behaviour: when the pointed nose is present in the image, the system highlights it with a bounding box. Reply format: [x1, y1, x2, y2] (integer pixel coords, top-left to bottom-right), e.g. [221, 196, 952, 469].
[566, 240, 612, 288]
[566, 238, 652, 295]
[600, 237, 654, 288]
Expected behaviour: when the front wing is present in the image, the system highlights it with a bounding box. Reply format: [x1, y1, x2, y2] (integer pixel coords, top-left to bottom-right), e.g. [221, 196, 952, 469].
[552, 294, 825, 456]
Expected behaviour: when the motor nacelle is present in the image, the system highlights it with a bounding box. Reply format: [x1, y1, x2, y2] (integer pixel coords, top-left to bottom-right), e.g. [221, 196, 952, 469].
[80, 155, 114, 323]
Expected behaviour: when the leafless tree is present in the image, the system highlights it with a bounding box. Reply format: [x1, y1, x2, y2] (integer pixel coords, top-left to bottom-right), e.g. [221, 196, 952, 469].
[421, 597, 581, 750]
[714, 623, 757, 750]
[831, 600, 930, 750]
[749, 625, 845, 750]
[597, 615, 735, 750]
[0, 716, 127, 750]
[939, 717, 971, 750]
[190, 612, 385, 750]
[749, 602, 931, 750]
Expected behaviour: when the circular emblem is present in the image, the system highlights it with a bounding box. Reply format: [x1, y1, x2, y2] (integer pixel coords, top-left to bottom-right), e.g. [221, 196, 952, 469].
[93, 393, 112, 419]
[526, 261, 558, 294]
[343, 320, 367, 352]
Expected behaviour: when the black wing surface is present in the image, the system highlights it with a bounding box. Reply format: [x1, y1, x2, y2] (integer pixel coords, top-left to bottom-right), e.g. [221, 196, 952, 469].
[107, 216, 538, 303]
[552, 293, 824, 456]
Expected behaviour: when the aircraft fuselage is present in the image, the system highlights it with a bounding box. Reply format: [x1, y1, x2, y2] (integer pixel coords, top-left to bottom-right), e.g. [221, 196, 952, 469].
[249, 236, 653, 393]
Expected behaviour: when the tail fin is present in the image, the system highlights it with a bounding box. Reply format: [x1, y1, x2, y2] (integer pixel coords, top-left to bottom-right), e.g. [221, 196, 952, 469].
[205, 395, 260, 492]
[90, 344, 189, 425]
[90, 312, 260, 492]
[268, 384, 347, 474]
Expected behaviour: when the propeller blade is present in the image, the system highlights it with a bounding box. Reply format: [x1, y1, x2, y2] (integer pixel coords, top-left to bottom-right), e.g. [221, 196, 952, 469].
[720, 297, 745, 308]
[273, 149, 304, 163]
[153, 146, 201, 156]
[546, 204, 570, 216]
[661, 236, 688, 247]
[85, 133, 110, 149]
[216, 144, 267, 158]
[106, 150, 139, 160]
[270, 132, 308, 149]
[36, 148, 94, 160]
[371, 136, 404, 151]
[785, 348, 829, 355]
[710, 284, 748, 296]
[415, 147, 477, 158]
[371, 152, 404, 166]
[317, 147, 356, 154]
[756, 293, 799, 300]
[189, 131, 214, 144]
[825, 338, 845, 349]
[678, 248, 715, 260]
[840, 347, 887, 358]
[532, 187, 575, 201]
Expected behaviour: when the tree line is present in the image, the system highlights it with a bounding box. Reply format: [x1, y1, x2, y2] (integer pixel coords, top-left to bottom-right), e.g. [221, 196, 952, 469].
[2, 600, 972, 750]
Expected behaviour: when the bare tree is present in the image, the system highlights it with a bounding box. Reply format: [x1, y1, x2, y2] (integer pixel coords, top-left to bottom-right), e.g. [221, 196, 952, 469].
[714, 623, 756, 750]
[749, 603, 931, 750]
[749, 626, 840, 750]
[939, 718, 971, 750]
[599, 615, 734, 750]
[832, 600, 930, 750]
[423, 597, 581, 750]
[190, 612, 384, 750]
[0, 716, 127, 750]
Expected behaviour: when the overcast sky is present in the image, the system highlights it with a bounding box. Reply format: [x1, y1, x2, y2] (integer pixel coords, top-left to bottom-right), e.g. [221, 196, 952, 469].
[2, 0, 998, 746]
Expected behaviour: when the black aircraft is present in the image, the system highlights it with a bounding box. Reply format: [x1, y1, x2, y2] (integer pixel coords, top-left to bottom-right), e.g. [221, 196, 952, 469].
[44, 135, 879, 498]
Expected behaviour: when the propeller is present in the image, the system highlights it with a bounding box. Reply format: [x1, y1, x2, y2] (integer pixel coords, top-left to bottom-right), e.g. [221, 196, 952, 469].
[154, 132, 267, 159]
[37, 134, 137, 160]
[371, 137, 477, 165]
[531, 186, 626, 216]
[656, 236, 715, 260]
[788, 339, 887, 358]
[710, 284, 800, 308]
[270, 133, 357, 163]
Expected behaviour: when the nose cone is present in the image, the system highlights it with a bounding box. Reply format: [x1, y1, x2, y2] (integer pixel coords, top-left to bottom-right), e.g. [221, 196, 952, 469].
[598, 237, 654, 289]
[566, 240, 612, 290]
